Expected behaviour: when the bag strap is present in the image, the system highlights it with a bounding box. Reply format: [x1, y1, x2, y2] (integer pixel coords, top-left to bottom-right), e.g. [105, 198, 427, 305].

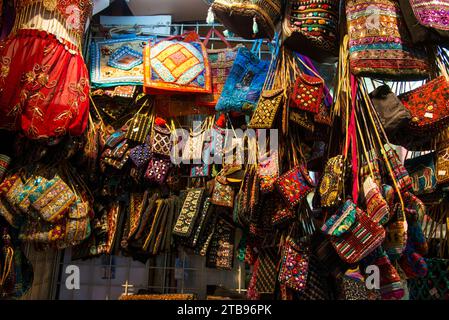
[251, 39, 263, 54]
[203, 28, 231, 48]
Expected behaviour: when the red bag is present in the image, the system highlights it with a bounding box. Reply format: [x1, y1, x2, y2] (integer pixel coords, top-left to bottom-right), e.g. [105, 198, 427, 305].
[290, 73, 324, 114]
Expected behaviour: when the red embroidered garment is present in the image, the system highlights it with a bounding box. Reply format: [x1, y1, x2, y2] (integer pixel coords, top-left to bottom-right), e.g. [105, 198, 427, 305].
[0, 1, 92, 139]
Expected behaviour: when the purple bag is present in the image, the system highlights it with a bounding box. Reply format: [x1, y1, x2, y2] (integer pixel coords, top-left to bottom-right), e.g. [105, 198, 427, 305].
[144, 155, 172, 184]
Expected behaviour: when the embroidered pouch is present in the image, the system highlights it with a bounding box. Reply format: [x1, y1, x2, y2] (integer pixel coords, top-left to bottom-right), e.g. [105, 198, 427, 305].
[90, 36, 153, 88]
[28, 176, 76, 223]
[436, 145, 449, 184]
[211, 176, 234, 208]
[384, 144, 413, 192]
[319, 155, 345, 208]
[399, 76, 449, 133]
[248, 88, 284, 129]
[290, 74, 324, 114]
[5, 176, 41, 214]
[144, 155, 172, 185]
[125, 113, 152, 144]
[363, 176, 390, 225]
[346, 0, 429, 80]
[173, 188, 204, 238]
[258, 151, 279, 193]
[150, 124, 172, 158]
[211, 0, 282, 40]
[215, 46, 270, 113]
[190, 162, 211, 178]
[283, 0, 340, 62]
[275, 165, 314, 208]
[279, 239, 310, 293]
[129, 143, 151, 168]
[383, 205, 408, 260]
[182, 130, 205, 163]
[323, 200, 386, 264]
[143, 32, 212, 95]
[206, 217, 235, 270]
[404, 153, 437, 195]
[289, 109, 315, 132]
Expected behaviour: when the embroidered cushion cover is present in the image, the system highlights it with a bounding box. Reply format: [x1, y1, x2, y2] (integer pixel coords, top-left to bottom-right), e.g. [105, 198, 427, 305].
[143, 38, 212, 94]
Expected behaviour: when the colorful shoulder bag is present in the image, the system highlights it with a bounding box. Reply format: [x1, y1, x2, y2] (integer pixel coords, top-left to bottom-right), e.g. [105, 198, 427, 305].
[404, 152, 437, 195]
[278, 238, 310, 293]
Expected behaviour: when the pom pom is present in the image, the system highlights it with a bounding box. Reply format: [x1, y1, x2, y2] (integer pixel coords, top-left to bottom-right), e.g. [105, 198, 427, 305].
[206, 7, 215, 25]
[155, 117, 167, 126]
[223, 29, 233, 38]
[215, 114, 226, 128]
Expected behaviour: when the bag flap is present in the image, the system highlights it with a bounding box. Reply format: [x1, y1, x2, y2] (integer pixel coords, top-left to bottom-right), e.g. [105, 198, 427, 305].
[297, 73, 324, 87]
[154, 124, 171, 135]
[261, 88, 284, 99]
[321, 200, 357, 237]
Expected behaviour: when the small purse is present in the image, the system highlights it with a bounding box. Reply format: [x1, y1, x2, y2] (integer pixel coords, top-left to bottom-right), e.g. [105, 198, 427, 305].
[404, 152, 437, 195]
[278, 238, 310, 293]
[150, 121, 172, 158]
[206, 217, 235, 270]
[125, 100, 153, 144]
[173, 188, 204, 238]
[129, 143, 151, 168]
[399, 76, 449, 134]
[248, 88, 284, 129]
[290, 73, 324, 114]
[101, 139, 130, 170]
[210, 175, 234, 208]
[144, 155, 172, 185]
[289, 109, 315, 132]
[275, 165, 315, 209]
[322, 200, 386, 264]
[319, 155, 345, 208]
[257, 151, 279, 193]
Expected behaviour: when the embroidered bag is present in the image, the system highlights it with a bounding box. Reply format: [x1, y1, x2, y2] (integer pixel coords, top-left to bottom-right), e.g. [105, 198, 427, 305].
[211, 0, 282, 40]
[290, 74, 324, 114]
[384, 144, 413, 192]
[197, 29, 241, 108]
[129, 143, 151, 168]
[125, 99, 154, 144]
[150, 120, 172, 158]
[337, 268, 380, 300]
[346, 0, 429, 80]
[404, 152, 437, 195]
[173, 188, 204, 238]
[435, 129, 449, 184]
[278, 238, 310, 293]
[322, 200, 386, 264]
[398, 0, 449, 45]
[275, 165, 314, 209]
[211, 175, 235, 208]
[319, 155, 345, 208]
[258, 150, 279, 193]
[144, 155, 172, 185]
[254, 247, 279, 294]
[289, 109, 315, 132]
[90, 36, 153, 88]
[408, 258, 449, 300]
[143, 31, 211, 95]
[206, 217, 235, 270]
[248, 88, 284, 129]
[383, 204, 408, 260]
[399, 76, 449, 134]
[282, 0, 340, 62]
[101, 139, 130, 170]
[215, 45, 270, 113]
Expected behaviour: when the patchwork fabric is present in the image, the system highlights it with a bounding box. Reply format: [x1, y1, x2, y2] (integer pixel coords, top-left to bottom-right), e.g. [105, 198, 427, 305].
[290, 74, 324, 114]
[215, 46, 269, 112]
[275, 165, 315, 209]
[249, 89, 284, 129]
[144, 38, 211, 94]
[346, 0, 429, 80]
[319, 155, 345, 208]
[399, 77, 449, 133]
[404, 153, 437, 195]
[90, 37, 153, 87]
[278, 239, 309, 293]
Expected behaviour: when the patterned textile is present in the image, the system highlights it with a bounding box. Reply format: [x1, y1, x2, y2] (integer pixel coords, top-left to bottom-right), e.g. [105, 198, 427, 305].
[436, 144, 449, 184]
[346, 0, 429, 80]
[206, 217, 234, 270]
[337, 268, 380, 300]
[211, 0, 282, 40]
[275, 165, 315, 209]
[319, 155, 345, 208]
[363, 176, 390, 224]
[197, 45, 241, 107]
[173, 188, 204, 238]
[404, 153, 437, 195]
[143, 35, 211, 94]
[129, 144, 151, 168]
[0, 29, 89, 139]
[399, 77, 449, 134]
[90, 37, 152, 87]
[249, 89, 284, 129]
[383, 205, 408, 261]
[290, 73, 324, 114]
[144, 155, 172, 185]
[255, 247, 279, 294]
[258, 150, 279, 193]
[283, 0, 340, 62]
[278, 239, 309, 293]
[408, 258, 449, 300]
[323, 200, 385, 264]
[0, 154, 11, 182]
[384, 144, 413, 192]
[215, 46, 269, 112]
[150, 124, 172, 158]
[211, 176, 234, 208]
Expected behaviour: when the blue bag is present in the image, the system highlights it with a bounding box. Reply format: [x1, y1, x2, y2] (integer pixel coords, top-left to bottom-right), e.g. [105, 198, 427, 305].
[215, 40, 269, 113]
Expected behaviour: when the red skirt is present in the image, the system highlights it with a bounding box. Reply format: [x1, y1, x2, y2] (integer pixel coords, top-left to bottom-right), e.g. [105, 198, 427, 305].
[0, 29, 89, 139]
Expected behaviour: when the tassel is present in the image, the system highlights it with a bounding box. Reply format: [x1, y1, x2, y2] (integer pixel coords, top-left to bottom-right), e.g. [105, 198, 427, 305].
[252, 16, 259, 35]
[206, 7, 215, 25]
[223, 29, 231, 37]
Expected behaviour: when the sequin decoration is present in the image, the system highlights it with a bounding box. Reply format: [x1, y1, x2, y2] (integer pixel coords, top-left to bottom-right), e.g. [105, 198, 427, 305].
[278, 239, 310, 293]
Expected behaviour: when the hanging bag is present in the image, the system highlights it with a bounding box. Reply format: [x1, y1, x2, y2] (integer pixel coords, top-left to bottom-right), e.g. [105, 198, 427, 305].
[143, 31, 212, 95]
[125, 99, 154, 144]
